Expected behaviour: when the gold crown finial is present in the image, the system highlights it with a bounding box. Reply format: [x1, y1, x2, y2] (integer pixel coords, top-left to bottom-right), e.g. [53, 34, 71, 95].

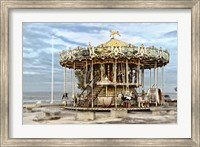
[110, 30, 121, 38]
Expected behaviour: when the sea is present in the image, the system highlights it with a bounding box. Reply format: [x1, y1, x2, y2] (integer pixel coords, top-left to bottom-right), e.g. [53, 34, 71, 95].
[23, 91, 177, 104]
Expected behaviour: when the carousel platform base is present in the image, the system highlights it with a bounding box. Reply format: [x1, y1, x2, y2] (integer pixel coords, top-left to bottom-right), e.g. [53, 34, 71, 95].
[64, 106, 150, 111]
[64, 106, 176, 120]
[75, 111, 95, 121]
[65, 107, 150, 120]
[110, 109, 127, 118]
[150, 107, 177, 115]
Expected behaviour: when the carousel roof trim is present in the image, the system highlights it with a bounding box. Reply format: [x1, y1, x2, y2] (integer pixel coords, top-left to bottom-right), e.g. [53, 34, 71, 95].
[59, 30, 170, 69]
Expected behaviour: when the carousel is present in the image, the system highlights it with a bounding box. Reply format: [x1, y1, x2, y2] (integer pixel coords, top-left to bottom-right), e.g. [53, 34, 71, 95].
[59, 30, 170, 109]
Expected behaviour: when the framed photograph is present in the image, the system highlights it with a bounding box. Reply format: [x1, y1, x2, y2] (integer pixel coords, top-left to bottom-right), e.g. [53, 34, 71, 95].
[1, 0, 199, 146]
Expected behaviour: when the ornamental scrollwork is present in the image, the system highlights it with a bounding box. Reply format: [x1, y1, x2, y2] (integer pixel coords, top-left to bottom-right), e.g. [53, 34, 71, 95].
[59, 44, 170, 63]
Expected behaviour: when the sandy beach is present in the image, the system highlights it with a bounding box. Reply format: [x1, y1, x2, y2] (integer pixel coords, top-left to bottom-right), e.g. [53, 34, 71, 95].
[23, 104, 177, 124]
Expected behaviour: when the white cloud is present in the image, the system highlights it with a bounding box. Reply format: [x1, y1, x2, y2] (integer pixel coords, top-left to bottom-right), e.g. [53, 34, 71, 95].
[23, 63, 47, 69]
[23, 71, 41, 75]
[53, 29, 109, 47]
[23, 49, 39, 58]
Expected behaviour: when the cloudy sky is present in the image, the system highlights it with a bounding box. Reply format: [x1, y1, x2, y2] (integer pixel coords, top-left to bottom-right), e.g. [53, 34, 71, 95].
[23, 23, 177, 93]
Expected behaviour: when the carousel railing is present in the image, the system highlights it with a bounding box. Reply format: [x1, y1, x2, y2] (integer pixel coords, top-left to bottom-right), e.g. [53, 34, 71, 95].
[78, 75, 100, 98]
[85, 76, 101, 99]
[79, 67, 92, 97]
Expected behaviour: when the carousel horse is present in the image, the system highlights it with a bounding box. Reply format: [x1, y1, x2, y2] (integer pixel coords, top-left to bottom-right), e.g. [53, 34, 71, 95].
[119, 92, 135, 103]
[61, 99, 67, 106]
[61, 93, 68, 106]
[62, 93, 68, 100]
[117, 93, 129, 105]
[137, 96, 150, 108]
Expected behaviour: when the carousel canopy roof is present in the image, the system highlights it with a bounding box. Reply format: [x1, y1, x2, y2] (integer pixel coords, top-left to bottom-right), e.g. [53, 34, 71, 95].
[59, 30, 170, 69]
[99, 38, 128, 47]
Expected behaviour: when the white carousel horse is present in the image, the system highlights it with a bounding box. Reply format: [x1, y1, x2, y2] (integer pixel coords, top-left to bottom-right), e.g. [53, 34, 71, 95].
[137, 96, 149, 108]
[118, 93, 123, 100]
[144, 96, 150, 107]
[61, 100, 67, 106]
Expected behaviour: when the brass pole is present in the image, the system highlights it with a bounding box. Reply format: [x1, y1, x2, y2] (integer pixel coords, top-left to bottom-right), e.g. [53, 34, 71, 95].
[101, 64, 103, 82]
[73, 62, 75, 107]
[91, 60, 94, 108]
[126, 59, 129, 92]
[122, 63, 124, 93]
[142, 66, 144, 90]
[71, 68, 73, 106]
[157, 64, 159, 89]
[114, 59, 117, 108]
[137, 60, 140, 88]
[162, 64, 164, 95]
[154, 61, 157, 87]
[64, 66, 66, 100]
[84, 60, 87, 87]
[150, 69, 151, 88]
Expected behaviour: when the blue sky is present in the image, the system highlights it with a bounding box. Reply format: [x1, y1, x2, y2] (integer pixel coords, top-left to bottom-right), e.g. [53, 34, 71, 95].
[23, 23, 177, 93]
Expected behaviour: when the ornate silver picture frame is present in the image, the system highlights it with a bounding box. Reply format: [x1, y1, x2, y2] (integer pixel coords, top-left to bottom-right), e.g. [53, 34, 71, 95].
[0, 0, 199, 146]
